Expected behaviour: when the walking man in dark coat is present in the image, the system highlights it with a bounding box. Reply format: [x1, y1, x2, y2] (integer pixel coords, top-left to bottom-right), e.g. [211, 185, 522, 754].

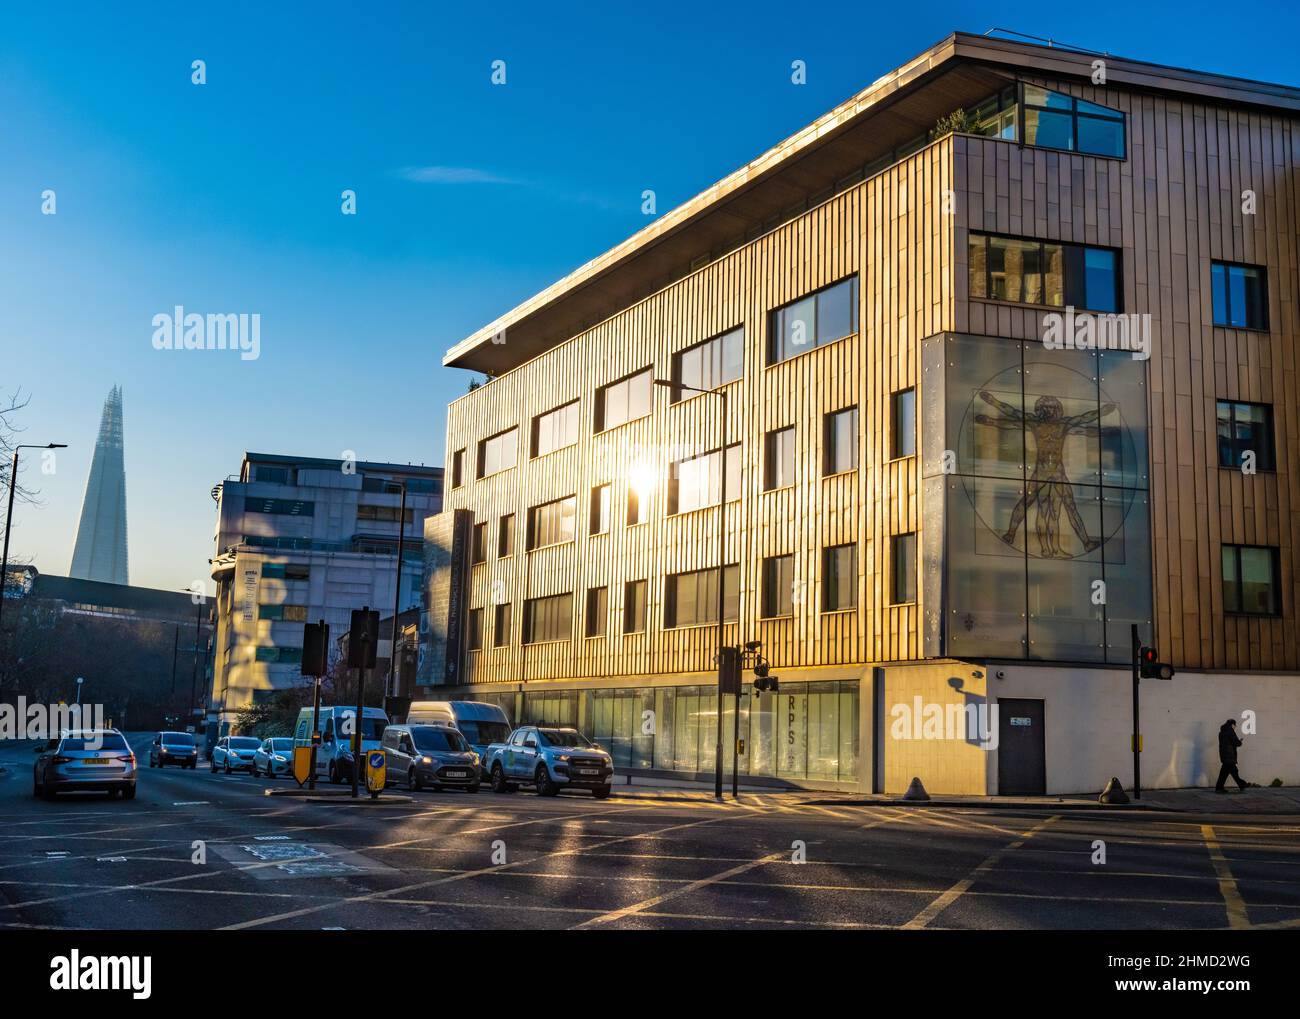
[1215, 719, 1253, 793]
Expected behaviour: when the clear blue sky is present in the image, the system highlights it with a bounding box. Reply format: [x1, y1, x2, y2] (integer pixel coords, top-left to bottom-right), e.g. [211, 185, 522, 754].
[3, 0, 1297, 593]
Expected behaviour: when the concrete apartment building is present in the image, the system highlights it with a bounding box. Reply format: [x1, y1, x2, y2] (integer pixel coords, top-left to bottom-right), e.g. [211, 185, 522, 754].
[207, 452, 441, 739]
[422, 33, 1300, 794]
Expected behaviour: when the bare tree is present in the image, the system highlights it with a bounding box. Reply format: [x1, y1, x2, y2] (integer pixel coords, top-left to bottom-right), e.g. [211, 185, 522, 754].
[0, 388, 42, 505]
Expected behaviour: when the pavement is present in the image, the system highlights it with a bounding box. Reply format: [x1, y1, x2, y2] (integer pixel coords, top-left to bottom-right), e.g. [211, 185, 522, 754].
[0, 733, 1297, 930]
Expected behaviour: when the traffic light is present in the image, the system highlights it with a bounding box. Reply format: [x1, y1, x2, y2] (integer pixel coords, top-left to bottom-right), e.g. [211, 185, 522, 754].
[719, 647, 742, 695]
[301, 621, 330, 677]
[348, 608, 380, 669]
[1138, 646, 1175, 680]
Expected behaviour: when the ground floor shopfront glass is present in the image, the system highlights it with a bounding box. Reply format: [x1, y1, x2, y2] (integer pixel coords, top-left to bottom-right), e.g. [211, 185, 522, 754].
[472, 680, 859, 785]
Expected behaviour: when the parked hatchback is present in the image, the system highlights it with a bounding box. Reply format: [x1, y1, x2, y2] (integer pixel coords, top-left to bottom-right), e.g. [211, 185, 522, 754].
[253, 737, 295, 778]
[149, 731, 199, 769]
[33, 729, 137, 800]
[212, 736, 262, 774]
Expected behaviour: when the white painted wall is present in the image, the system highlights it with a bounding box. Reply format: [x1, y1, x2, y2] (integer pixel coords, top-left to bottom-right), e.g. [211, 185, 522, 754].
[993, 664, 1300, 794]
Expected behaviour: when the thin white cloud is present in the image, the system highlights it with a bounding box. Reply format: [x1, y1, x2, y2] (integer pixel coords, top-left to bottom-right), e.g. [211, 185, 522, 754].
[397, 165, 516, 185]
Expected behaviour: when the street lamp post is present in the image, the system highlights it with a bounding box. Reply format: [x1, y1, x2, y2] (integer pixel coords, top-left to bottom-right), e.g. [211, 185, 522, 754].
[0, 443, 68, 651]
[653, 378, 730, 800]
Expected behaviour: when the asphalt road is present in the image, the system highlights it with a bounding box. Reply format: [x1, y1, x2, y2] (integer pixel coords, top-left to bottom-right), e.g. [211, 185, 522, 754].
[2, 735, 1298, 931]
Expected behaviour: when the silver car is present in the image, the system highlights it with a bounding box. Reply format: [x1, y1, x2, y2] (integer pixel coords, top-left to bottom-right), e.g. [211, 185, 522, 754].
[253, 737, 295, 778]
[33, 729, 138, 800]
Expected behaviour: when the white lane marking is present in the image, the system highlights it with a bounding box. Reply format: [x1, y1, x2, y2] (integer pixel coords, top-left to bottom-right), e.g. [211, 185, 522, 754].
[219, 810, 743, 930]
[902, 814, 1060, 930]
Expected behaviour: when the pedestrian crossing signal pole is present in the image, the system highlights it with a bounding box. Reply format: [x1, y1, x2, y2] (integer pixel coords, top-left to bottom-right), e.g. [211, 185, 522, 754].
[1131, 623, 1142, 800]
[348, 608, 380, 800]
[301, 620, 330, 791]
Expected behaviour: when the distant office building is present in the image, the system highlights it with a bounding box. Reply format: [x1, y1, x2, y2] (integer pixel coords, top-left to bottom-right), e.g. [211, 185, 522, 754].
[69, 385, 130, 585]
[207, 452, 442, 737]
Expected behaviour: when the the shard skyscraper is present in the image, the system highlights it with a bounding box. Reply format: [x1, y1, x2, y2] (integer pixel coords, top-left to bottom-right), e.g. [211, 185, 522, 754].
[69, 385, 129, 585]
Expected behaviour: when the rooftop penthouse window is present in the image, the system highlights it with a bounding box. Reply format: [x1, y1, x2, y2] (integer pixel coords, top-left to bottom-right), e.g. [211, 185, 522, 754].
[966, 83, 1125, 158]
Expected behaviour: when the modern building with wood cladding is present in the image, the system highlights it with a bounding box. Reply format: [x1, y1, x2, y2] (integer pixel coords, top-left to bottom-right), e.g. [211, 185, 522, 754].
[420, 32, 1300, 794]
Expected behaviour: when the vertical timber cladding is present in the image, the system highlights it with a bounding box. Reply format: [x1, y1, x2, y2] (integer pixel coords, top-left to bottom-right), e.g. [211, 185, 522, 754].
[421, 509, 473, 687]
[953, 77, 1300, 672]
[441, 138, 955, 685]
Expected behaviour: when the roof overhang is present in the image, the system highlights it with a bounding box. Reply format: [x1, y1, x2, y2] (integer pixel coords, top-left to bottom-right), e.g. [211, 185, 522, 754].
[444, 31, 1300, 376]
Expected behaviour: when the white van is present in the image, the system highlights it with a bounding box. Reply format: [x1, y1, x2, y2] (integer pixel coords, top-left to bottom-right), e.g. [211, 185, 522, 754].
[293, 705, 389, 784]
[403, 701, 512, 773]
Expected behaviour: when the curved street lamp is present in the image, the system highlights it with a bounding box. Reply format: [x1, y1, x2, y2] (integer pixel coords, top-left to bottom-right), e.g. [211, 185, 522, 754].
[0, 443, 68, 651]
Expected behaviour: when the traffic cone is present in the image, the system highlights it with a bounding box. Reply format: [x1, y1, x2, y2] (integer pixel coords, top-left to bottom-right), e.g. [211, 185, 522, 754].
[903, 777, 930, 801]
[1099, 777, 1130, 804]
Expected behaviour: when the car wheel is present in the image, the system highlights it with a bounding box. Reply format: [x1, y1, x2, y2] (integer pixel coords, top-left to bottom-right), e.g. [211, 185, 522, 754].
[535, 765, 559, 797]
[409, 768, 423, 792]
[224, 760, 232, 774]
[122, 785, 136, 801]
[490, 764, 511, 793]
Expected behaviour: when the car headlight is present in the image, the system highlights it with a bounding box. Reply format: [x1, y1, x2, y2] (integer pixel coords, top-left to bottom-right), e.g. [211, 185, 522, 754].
[558, 754, 570, 762]
[421, 756, 432, 765]
[273, 755, 287, 763]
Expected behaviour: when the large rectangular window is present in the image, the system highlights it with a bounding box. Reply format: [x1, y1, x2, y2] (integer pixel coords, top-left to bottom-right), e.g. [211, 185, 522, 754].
[1211, 262, 1268, 330]
[258, 603, 308, 622]
[477, 427, 518, 478]
[969, 233, 1119, 312]
[891, 388, 916, 459]
[672, 327, 743, 398]
[764, 427, 796, 491]
[261, 563, 309, 581]
[770, 276, 859, 364]
[451, 449, 464, 488]
[531, 401, 580, 457]
[590, 484, 611, 534]
[245, 497, 314, 516]
[762, 555, 795, 618]
[1022, 85, 1125, 157]
[493, 603, 512, 647]
[669, 445, 741, 514]
[523, 593, 573, 643]
[1222, 545, 1281, 616]
[822, 544, 857, 612]
[624, 580, 647, 633]
[471, 522, 487, 564]
[467, 608, 484, 651]
[585, 587, 608, 637]
[526, 495, 576, 550]
[1216, 401, 1275, 471]
[596, 368, 653, 432]
[890, 533, 917, 605]
[823, 408, 858, 476]
[665, 566, 739, 627]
